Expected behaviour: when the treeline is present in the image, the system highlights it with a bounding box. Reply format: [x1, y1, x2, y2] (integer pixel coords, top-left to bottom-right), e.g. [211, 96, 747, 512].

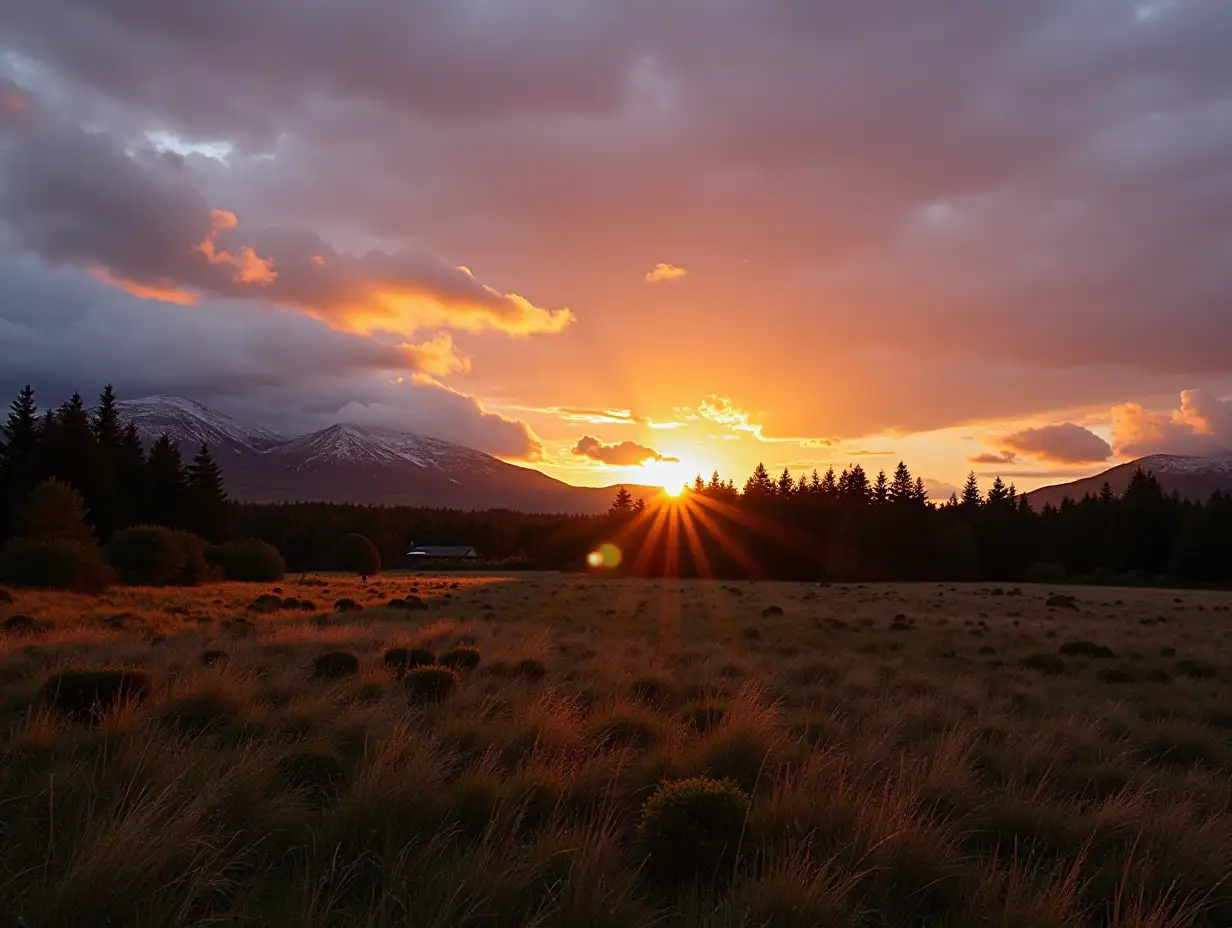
[0, 386, 233, 544]
[3, 384, 1230, 587]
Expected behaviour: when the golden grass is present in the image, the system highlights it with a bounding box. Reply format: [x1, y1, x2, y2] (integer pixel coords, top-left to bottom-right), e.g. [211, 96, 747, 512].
[1, 573, 1230, 926]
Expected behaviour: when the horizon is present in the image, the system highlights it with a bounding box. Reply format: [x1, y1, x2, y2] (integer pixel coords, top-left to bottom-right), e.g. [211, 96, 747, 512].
[3, 4, 1232, 497]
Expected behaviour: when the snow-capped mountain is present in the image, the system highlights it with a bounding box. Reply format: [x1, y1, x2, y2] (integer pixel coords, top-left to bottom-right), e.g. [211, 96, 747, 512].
[1027, 452, 1232, 508]
[115, 395, 649, 513]
[118, 395, 286, 455]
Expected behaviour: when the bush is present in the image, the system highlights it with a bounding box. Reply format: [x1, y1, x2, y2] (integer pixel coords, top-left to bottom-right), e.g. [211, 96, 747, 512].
[333, 598, 362, 613]
[387, 595, 428, 611]
[248, 593, 286, 613]
[682, 701, 727, 733]
[383, 646, 437, 677]
[3, 614, 52, 636]
[276, 749, 347, 805]
[41, 668, 153, 720]
[440, 645, 482, 671]
[0, 540, 114, 592]
[637, 777, 751, 889]
[161, 690, 242, 734]
[312, 651, 359, 680]
[405, 665, 459, 702]
[200, 649, 228, 667]
[1058, 641, 1115, 659]
[334, 533, 381, 577]
[14, 479, 94, 545]
[106, 526, 212, 586]
[206, 539, 286, 582]
[1019, 653, 1066, 676]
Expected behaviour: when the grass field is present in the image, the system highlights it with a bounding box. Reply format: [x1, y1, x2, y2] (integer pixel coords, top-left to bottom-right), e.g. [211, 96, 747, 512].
[2, 573, 1231, 926]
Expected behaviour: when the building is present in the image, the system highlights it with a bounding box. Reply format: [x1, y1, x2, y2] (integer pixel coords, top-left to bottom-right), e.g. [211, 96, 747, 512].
[405, 544, 481, 560]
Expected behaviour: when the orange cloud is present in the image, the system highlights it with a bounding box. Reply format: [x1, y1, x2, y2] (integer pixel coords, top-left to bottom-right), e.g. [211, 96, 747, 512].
[1112, 390, 1232, 457]
[645, 262, 689, 283]
[89, 268, 198, 305]
[696, 395, 836, 446]
[398, 332, 471, 376]
[195, 209, 277, 285]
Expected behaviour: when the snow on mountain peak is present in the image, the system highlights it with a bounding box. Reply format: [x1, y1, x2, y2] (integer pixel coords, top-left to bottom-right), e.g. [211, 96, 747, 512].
[118, 395, 286, 452]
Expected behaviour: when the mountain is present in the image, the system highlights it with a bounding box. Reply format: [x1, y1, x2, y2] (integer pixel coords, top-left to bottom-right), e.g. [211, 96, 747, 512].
[1027, 453, 1232, 508]
[116, 395, 656, 514]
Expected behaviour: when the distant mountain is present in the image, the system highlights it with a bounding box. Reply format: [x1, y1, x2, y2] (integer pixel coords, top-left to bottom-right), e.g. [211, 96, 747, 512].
[116, 395, 657, 514]
[1027, 453, 1232, 508]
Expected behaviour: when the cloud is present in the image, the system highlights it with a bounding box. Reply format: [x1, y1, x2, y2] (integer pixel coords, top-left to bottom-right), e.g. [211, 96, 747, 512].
[970, 451, 1018, 465]
[645, 262, 688, 283]
[0, 100, 573, 340]
[991, 423, 1113, 465]
[398, 333, 471, 376]
[571, 435, 679, 467]
[0, 256, 541, 459]
[695, 396, 835, 446]
[922, 478, 961, 502]
[1112, 389, 1232, 458]
[5, 2, 1232, 443]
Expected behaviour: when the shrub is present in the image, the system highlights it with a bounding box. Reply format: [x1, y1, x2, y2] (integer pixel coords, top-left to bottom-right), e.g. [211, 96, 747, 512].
[333, 598, 362, 613]
[637, 777, 751, 889]
[1174, 659, 1219, 681]
[405, 665, 459, 702]
[312, 651, 359, 680]
[761, 605, 784, 617]
[248, 593, 285, 613]
[161, 690, 242, 734]
[1058, 641, 1115, 659]
[630, 676, 673, 705]
[334, 533, 381, 577]
[1045, 593, 1079, 610]
[41, 668, 153, 720]
[387, 595, 428, 611]
[590, 708, 666, 749]
[383, 646, 436, 677]
[3, 614, 52, 636]
[0, 540, 114, 592]
[276, 749, 347, 805]
[1019, 653, 1066, 676]
[206, 539, 286, 582]
[440, 645, 482, 671]
[200, 649, 228, 667]
[105, 527, 213, 587]
[14, 479, 94, 545]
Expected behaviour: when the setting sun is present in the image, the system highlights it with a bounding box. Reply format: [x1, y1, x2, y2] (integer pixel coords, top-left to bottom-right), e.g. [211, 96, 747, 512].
[662, 483, 684, 497]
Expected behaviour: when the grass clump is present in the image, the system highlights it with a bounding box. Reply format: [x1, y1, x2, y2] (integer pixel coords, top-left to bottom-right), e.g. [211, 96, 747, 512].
[637, 777, 751, 890]
[682, 701, 727, 733]
[512, 657, 547, 682]
[40, 668, 153, 720]
[1018, 653, 1066, 676]
[333, 597, 362, 613]
[311, 651, 360, 680]
[1058, 640, 1115, 658]
[160, 689, 242, 734]
[3, 614, 51, 636]
[405, 665, 459, 702]
[276, 748, 347, 805]
[589, 707, 667, 749]
[383, 646, 436, 677]
[441, 644, 482, 671]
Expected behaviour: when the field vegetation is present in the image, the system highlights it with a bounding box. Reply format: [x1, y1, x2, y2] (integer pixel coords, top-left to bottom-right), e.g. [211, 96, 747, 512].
[2, 574, 1230, 926]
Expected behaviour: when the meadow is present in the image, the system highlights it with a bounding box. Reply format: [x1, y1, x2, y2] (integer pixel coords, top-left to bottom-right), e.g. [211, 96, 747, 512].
[1, 573, 1230, 927]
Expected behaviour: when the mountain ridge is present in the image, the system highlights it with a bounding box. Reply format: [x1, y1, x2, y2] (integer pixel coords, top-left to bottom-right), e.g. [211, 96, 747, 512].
[1026, 452, 1232, 508]
[115, 395, 655, 514]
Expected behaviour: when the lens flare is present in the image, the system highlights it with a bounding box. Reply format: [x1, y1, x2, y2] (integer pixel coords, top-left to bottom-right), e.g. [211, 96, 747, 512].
[586, 543, 623, 569]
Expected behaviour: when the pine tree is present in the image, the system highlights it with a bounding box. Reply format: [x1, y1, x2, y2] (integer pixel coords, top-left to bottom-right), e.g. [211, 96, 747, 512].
[776, 467, 794, 497]
[37, 393, 99, 527]
[115, 422, 148, 531]
[820, 467, 838, 502]
[889, 462, 914, 504]
[147, 434, 187, 527]
[185, 444, 232, 542]
[632, 496, 647, 514]
[744, 463, 774, 499]
[961, 472, 982, 508]
[914, 476, 928, 505]
[986, 476, 1010, 507]
[1, 386, 40, 537]
[90, 385, 125, 538]
[610, 486, 634, 515]
[693, 474, 706, 494]
[873, 469, 889, 504]
[708, 471, 723, 495]
[796, 472, 810, 495]
[838, 464, 871, 504]
[810, 469, 822, 494]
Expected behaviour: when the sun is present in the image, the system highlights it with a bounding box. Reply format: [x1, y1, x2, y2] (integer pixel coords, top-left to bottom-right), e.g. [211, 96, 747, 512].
[640, 458, 690, 495]
[662, 483, 684, 498]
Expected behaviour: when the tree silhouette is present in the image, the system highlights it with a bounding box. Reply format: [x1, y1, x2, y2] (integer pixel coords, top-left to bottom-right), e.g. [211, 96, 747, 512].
[961, 472, 982, 508]
[185, 444, 233, 542]
[610, 486, 634, 515]
[147, 434, 187, 528]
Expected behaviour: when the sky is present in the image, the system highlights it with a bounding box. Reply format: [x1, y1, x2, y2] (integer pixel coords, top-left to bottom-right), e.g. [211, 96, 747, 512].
[2, 1, 1231, 496]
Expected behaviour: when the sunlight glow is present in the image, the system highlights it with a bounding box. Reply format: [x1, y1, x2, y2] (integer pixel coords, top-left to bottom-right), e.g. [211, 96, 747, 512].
[587, 543, 623, 569]
[662, 483, 684, 497]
